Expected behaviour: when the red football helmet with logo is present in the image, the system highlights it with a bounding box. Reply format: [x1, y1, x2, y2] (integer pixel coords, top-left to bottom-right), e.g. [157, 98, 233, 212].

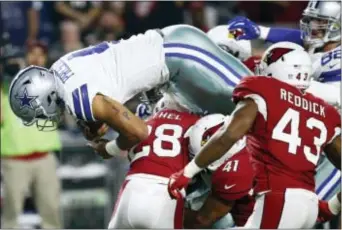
[258, 42, 313, 89]
[188, 114, 246, 171]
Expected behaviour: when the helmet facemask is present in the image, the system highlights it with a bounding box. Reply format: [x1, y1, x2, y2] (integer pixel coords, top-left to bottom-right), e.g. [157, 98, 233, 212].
[300, 1, 341, 52]
[23, 96, 65, 131]
[300, 15, 340, 50]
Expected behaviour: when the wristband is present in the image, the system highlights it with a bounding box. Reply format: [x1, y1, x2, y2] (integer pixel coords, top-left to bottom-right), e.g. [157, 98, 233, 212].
[328, 193, 341, 215]
[259, 26, 270, 40]
[183, 160, 203, 178]
[105, 139, 124, 156]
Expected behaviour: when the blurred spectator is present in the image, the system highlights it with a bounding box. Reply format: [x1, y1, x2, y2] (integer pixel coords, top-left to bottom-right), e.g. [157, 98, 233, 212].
[238, 1, 307, 24]
[270, 1, 307, 23]
[54, 1, 102, 34]
[26, 41, 48, 67]
[124, 2, 185, 34]
[48, 21, 84, 64]
[105, 1, 127, 17]
[206, 2, 246, 26]
[27, 1, 58, 46]
[86, 10, 125, 45]
[1, 36, 62, 228]
[1, 2, 35, 47]
[188, 2, 209, 32]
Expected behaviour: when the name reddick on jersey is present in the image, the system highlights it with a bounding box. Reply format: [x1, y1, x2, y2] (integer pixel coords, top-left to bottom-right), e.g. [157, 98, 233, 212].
[280, 88, 326, 117]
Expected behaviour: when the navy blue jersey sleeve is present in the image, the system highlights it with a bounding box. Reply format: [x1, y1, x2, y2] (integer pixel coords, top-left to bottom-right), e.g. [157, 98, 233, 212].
[266, 28, 303, 46]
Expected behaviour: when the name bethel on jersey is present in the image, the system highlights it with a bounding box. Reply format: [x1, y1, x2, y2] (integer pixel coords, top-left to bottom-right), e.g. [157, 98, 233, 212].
[232, 76, 341, 194]
[128, 109, 200, 178]
[50, 30, 169, 122]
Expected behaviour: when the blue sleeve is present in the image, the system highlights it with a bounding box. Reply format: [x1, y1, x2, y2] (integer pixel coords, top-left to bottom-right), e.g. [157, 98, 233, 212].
[266, 28, 304, 46]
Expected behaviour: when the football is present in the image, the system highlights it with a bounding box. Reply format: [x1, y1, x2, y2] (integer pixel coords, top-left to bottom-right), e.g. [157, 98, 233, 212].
[77, 120, 109, 140]
[87, 121, 106, 133]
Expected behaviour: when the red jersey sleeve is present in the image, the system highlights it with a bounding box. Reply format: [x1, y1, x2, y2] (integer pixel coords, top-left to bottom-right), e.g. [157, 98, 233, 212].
[243, 55, 261, 73]
[232, 76, 269, 122]
[211, 148, 253, 201]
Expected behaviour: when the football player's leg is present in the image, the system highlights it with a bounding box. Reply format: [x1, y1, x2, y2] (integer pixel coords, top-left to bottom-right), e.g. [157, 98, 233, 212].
[244, 192, 286, 229]
[33, 154, 61, 228]
[278, 189, 319, 228]
[162, 24, 252, 115]
[244, 189, 318, 229]
[152, 183, 185, 229]
[108, 180, 131, 229]
[126, 181, 183, 229]
[1, 159, 34, 228]
[109, 178, 181, 229]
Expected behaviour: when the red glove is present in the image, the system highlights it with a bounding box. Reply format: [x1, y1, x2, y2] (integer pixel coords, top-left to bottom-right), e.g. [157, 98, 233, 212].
[317, 200, 335, 223]
[167, 169, 191, 200]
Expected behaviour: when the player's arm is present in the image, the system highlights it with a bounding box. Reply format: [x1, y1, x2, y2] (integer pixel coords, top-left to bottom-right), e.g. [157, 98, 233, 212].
[168, 78, 260, 199]
[92, 94, 149, 150]
[27, 2, 39, 43]
[306, 80, 341, 107]
[228, 16, 303, 45]
[324, 135, 341, 170]
[189, 99, 257, 172]
[184, 195, 234, 228]
[264, 28, 303, 45]
[54, 2, 84, 21]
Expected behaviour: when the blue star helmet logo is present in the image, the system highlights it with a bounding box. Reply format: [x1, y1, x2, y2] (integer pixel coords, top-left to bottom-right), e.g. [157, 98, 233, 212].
[16, 88, 38, 110]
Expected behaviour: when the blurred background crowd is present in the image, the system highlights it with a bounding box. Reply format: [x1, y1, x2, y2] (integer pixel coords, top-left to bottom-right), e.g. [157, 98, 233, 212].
[1, 1, 333, 229]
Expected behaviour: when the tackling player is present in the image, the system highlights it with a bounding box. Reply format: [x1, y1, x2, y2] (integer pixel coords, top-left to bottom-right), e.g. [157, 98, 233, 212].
[8, 24, 252, 158]
[107, 96, 200, 229]
[183, 114, 254, 228]
[227, 0, 341, 205]
[185, 114, 341, 228]
[168, 42, 341, 228]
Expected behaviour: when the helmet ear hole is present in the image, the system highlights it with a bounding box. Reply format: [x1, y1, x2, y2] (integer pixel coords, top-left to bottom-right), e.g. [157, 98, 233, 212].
[47, 91, 57, 106]
[23, 80, 31, 85]
[47, 95, 52, 105]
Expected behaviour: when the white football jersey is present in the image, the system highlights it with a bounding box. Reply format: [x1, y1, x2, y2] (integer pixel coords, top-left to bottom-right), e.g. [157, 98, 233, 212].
[51, 30, 169, 121]
[311, 46, 341, 86]
[308, 46, 341, 107]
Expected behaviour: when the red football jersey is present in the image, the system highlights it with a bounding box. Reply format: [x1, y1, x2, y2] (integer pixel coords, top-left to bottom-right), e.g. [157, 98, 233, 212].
[127, 109, 200, 178]
[243, 55, 261, 73]
[211, 148, 255, 226]
[232, 76, 341, 193]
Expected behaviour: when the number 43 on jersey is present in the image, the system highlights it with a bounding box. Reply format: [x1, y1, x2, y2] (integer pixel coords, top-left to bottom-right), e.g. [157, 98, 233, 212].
[272, 108, 327, 165]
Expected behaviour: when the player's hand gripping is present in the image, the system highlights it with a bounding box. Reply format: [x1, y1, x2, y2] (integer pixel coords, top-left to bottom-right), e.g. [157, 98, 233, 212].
[77, 120, 109, 141]
[87, 139, 113, 159]
[317, 193, 341, 223]
[168, 169, 191, 199]
[227, 16, 260, 40]
[318, 200, 335, 223]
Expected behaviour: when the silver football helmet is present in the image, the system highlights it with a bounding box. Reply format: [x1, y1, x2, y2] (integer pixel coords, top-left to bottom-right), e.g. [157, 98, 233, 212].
[9, 65, 64, 131]
[300, 0, 341, 50]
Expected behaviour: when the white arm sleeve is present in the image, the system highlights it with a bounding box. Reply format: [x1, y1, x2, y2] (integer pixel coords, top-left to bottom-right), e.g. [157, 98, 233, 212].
[306, 81, 340, 106]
